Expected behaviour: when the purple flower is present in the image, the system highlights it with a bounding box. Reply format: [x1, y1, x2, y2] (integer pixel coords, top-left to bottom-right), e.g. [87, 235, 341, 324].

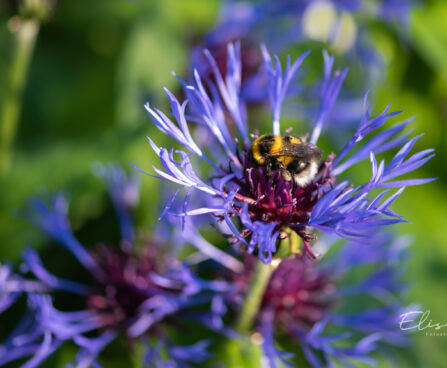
[0, 165, 228, 367]
[221, 231, 414, 367]
[136, 43, 434, 264]
[190, 0, 414, 105]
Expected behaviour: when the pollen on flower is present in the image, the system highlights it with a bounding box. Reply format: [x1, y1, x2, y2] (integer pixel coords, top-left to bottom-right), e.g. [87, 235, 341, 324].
[270, 258, 282, 269]
[250, 331, 264, 345]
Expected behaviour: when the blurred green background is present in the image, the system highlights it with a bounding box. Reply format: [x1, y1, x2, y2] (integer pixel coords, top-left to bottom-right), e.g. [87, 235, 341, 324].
[0, 0, 446, 366]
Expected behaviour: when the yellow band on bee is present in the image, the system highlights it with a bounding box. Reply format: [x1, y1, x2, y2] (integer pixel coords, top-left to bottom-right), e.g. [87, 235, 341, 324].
[289, 136, 301, 145]
[278, 155, 295, 166]
[251, 137, 265, 164]
[270, 135, 283, 155]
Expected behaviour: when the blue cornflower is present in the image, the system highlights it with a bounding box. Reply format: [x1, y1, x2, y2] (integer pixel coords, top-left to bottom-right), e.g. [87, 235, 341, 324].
[136, 43, 434, 264]
[191, 0, 414, 104]
[222, 231, 415, 367]
[377, 0, 416, 26]
[0, 164, 228, 367]
[0, 263, 48, 314]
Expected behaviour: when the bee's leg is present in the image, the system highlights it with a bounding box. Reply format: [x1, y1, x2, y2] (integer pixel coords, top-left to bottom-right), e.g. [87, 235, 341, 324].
[265, 159, 291, 181]
[280, 169, 292, 181]
[265, 160, 276, 177]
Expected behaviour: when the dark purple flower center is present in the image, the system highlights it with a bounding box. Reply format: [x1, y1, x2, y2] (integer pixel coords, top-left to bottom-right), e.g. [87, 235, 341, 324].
[263, 256, 334, 331]
[87, 245, 179, 327]
[221, 149, 336, 249]
[229, 255, 334, 332]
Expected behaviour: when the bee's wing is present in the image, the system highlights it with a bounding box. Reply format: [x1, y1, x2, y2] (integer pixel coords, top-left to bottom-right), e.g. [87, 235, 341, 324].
[270, 144, 310, 157]
[270, 144, 322, 159]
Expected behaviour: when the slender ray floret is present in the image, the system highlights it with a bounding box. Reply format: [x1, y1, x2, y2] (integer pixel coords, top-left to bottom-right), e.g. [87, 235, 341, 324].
[136, 42, 434, 264]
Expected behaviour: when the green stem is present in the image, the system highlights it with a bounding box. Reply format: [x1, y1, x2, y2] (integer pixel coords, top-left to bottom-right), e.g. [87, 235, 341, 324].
[235, 259, 274, 334]
[0, 17, 39, 177]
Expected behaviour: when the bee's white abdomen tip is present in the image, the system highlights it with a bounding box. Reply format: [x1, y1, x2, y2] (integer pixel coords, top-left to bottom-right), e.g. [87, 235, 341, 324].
[294, 161, 318, 187]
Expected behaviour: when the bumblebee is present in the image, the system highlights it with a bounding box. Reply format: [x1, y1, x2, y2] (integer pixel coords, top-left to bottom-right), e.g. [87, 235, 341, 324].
[250, 134, 322, 187]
